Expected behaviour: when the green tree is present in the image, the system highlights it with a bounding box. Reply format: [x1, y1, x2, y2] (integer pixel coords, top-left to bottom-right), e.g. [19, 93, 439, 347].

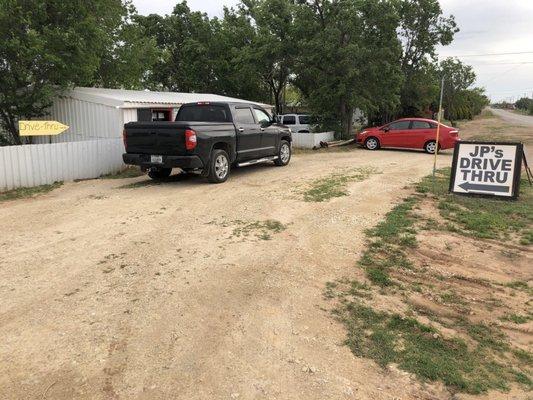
[93, 3, 159, 89]
[136, 3, 219, 92]
[515, 97, 533, 111]
[210, 6, 270, 102]
[0, 0, 151, 145]
[240, 0, 297, 114]
[397, 0, 458, 117]
[439, 58, 485, 125]
[293, 0, 403, 137]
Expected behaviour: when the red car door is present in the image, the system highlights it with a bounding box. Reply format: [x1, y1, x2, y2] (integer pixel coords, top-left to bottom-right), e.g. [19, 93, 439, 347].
[380, 120, 412, 147]
[410, 120, 434, 149]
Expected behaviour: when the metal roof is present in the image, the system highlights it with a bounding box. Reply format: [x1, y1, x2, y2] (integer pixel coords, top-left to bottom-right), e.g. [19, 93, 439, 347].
[65, 87, 272, 109]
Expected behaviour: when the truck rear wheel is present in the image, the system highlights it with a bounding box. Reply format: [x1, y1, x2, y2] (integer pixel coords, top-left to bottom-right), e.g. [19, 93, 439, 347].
[148, 167, 172, 180]
[274, 140, 291, 166]
[207, 149, 230, 183]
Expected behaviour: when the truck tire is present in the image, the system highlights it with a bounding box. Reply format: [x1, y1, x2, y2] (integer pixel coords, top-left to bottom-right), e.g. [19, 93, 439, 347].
[207, 149, 230, 183]
[274, 140, 291, 166]
[148, 167, 172, 180]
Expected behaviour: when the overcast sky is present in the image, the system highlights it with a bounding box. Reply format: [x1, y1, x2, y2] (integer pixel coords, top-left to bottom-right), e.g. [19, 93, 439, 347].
[132, 0, 533, 102]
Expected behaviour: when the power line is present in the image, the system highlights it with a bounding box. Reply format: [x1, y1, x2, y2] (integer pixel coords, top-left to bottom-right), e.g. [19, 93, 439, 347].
[470, 62, 533, 66]
[449, 51, 533, 57]
[487, 88, 533, 94]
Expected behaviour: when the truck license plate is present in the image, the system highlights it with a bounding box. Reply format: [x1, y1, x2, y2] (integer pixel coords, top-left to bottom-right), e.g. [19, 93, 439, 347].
[151, 155, 163, 164]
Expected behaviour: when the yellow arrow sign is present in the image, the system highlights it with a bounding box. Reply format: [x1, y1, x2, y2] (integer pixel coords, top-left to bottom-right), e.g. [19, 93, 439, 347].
[18, 121, 69, 136]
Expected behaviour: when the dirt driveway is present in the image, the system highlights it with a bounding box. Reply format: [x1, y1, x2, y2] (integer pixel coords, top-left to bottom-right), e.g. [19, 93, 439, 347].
[1, 145, 460, 400]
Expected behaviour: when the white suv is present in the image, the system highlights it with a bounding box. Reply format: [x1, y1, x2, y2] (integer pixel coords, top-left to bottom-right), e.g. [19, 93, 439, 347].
[278, 114, 311, 133]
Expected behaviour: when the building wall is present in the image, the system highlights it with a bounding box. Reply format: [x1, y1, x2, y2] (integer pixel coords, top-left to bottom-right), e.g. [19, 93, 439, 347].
[34, 96, 123, 144]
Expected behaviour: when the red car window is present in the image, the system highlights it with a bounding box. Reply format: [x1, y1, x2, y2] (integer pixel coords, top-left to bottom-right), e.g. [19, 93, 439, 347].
[388, 121, 411, 130]
[411, 121, 431, 129]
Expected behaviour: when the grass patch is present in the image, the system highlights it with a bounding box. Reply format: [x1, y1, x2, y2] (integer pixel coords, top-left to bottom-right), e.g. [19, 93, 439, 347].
[0, 182, 63, 202]
[101, 167, 144, 179]
[418, 169, 533, 242]
[303, 167, 378, 202]
[500, 313, 532, 325]
[359, 197, 418, 286]
[339, 303, 522, 394]
[231, 219, 287, 241]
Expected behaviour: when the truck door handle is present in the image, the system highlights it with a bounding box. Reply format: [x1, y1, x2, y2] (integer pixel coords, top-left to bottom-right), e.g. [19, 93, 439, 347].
[238, 128, 244, 133]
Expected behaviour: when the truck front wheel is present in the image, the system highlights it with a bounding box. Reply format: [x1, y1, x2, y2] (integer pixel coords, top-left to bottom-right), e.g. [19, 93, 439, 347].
[148, 167, 172, 180]
[207, 149, 230, 183]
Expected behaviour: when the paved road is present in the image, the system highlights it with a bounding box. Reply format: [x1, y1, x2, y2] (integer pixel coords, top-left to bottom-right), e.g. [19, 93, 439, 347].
[489, 107, 533, 127]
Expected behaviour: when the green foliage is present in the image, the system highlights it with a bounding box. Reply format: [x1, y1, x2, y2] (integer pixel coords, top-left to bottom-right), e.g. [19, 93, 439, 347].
[0, 0, 483, 143]
[293, 0, 403, 137]
[0, 0, 156, 144]
[515, 97, 533, 111]
[0, 182, 63, 202]
[439, 58, 489, 124]
[396, 0, 458, 120]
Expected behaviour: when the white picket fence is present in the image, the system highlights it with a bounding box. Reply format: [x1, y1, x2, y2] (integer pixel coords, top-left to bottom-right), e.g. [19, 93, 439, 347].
[0, 139, 125, 191]
[292, 131, 335, 149]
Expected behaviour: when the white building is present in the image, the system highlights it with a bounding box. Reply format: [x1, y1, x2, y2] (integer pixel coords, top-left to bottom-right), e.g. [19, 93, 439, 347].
[35, 87, 273, 144]
[0, 88, 272, 190]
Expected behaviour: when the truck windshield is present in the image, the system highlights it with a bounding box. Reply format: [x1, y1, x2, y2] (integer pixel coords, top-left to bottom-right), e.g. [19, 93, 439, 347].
[176, 105, 231, 123]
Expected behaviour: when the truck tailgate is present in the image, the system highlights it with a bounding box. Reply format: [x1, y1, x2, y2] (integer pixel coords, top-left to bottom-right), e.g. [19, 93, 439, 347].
[125, 122, 189, 156]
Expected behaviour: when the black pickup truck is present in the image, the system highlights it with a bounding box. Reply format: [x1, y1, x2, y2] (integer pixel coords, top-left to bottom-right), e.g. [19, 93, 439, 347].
[123, 102, 292, 183]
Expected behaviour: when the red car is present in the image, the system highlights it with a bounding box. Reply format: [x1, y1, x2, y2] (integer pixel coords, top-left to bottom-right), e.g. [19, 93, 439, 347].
[356, 118, 459, 154]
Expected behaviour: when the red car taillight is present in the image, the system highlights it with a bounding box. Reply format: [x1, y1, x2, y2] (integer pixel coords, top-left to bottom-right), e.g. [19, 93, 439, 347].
[122, 129, 127, 150]
[449, 129, 459, 136]
[185, 129, 197, 150]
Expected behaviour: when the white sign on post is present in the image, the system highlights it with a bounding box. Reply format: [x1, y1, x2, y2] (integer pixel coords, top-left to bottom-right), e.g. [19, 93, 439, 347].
[449, 142, 523, 199]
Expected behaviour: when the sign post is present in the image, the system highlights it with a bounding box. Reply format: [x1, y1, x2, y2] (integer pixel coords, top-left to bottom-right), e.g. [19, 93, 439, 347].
[449, 141, 524, 199]
[18, 121, 69, 137]
[432, 77, 445, 192]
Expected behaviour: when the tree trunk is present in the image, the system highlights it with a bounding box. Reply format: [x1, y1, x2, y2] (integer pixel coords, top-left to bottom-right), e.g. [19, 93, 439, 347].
[0, 112, 21, 145]
[339, 99, 353, 139]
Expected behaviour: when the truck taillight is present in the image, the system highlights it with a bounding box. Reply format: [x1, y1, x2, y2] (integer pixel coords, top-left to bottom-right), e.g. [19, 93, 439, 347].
[185, 129, 197, 150]
[450, 129, 459, 136]
[122, 129, 127, 149]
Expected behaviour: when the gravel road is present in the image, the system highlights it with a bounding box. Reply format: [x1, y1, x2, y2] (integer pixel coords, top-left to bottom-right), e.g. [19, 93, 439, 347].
[489, 107, 533, 127]
[0, 148, 454, 400]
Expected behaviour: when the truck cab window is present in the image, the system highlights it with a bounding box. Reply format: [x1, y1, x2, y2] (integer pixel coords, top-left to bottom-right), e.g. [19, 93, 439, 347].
[176, 105, 230, 122]
[234, 107, 255, 124]
[253, 108, 271, 125]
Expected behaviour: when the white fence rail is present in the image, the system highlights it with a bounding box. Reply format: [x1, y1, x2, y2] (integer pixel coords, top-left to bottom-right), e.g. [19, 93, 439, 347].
[292, 131, 335, 149]
[0, 139, 124, 191]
